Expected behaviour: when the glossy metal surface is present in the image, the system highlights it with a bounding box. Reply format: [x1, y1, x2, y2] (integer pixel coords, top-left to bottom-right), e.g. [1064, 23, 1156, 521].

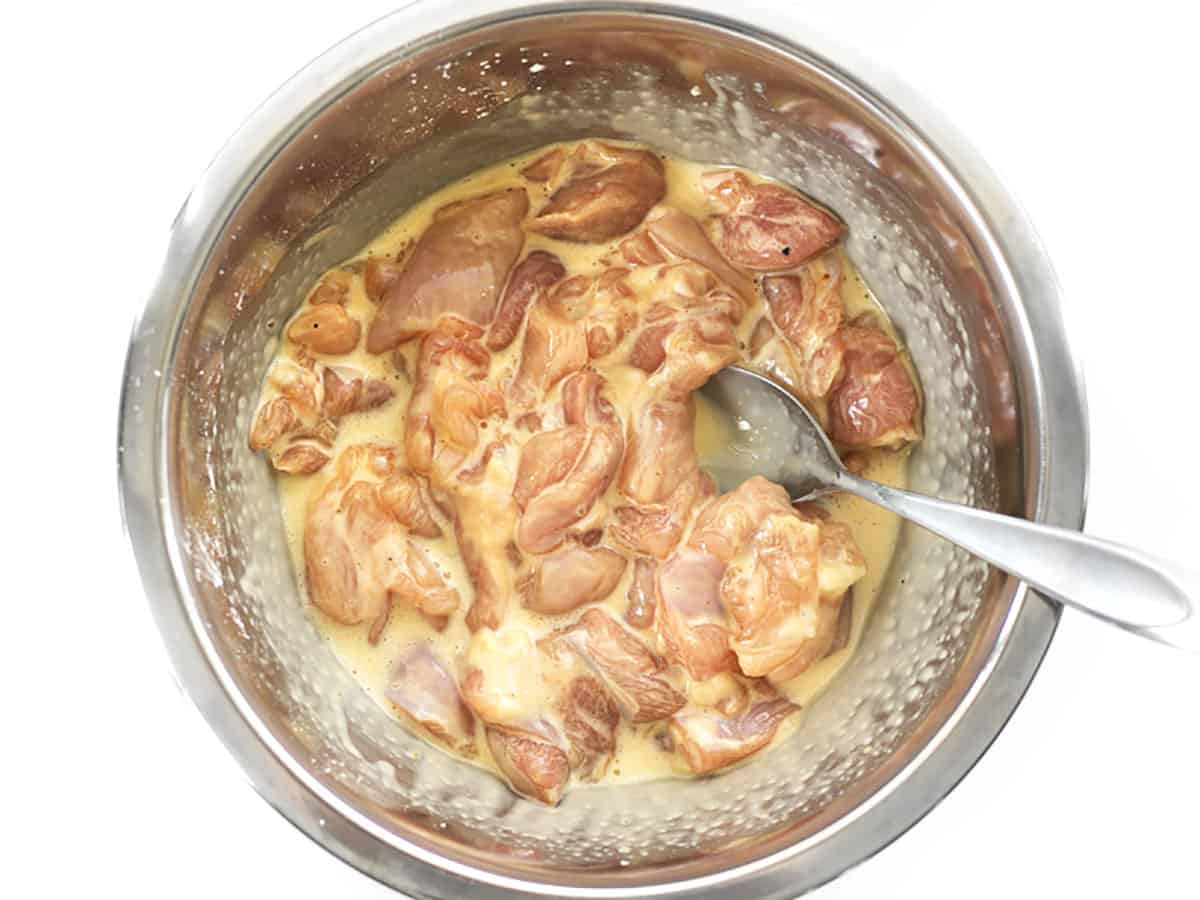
[118, 1, 1088, 897]
[707, 366, 1197, 650]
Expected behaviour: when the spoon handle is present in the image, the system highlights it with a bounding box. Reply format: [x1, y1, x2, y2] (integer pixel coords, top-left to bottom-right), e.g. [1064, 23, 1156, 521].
[837, 473, 1200, 651]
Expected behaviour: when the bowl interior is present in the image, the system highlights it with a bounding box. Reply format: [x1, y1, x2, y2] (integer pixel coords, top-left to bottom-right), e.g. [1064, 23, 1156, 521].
[160, 8, 1028, 890]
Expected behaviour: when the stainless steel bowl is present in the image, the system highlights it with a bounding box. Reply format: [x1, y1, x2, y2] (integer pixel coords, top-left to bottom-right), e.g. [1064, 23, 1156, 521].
[118, 1, 1087, 896]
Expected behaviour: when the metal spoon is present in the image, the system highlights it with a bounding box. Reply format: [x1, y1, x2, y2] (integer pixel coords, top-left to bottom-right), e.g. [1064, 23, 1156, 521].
[699, 365, 1200, 651]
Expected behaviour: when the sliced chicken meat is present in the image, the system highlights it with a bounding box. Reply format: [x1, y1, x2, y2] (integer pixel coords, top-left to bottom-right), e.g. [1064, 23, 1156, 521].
[486, 251, 566, 351]
[655, 477, 865, 682]
[525, 141, 666, 242]
[542, 609, 686, 723]
[828, 314, 921, 448]
[655, 547, 739, 680]
[720, 513, 824, 678]
[320, 365, 394, 419]
[385, 643, 476, 752]
[366, 188, 529, 352]
[611, 469, 715, 560]
[761, 252, 846, 401]
[624, 206, 756, 300]
[288, 302, 362, 355]
[485, 723, 571, 805]
[619, 396, 697, 506]
[701, 169, 843, 271]
[304, 444, 459, 642]
[558, 675, 621, 779]
[405, 319, 505, 480]
[250, 359, 392, 474]
[671, 684, 799, 775]
[513, 373, 625, 555]
[523, 543, 627, 615]
[509, 294, 590, 410]
[463, 629, 581, 797]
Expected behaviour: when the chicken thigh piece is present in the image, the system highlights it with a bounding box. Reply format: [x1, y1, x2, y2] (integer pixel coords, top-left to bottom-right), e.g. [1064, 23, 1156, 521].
[513, 373, 625, 555]
[385, 643, 476, 753]
[249, 358, 393, 474]
[670, 681, 799, 775]
[524, 141, 666, 242]
[828, 314, 922, 449]
[304, 444, 458, 642]
[366, 188, 529, 352]
[701, 170, 843, 271]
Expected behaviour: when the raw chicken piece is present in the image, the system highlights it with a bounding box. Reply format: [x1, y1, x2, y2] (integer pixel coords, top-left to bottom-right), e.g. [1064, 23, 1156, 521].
[625, 207, 756, 300]
[655, 477, 864, 682]
[249, 359, 321, 451]
[304, 445, 459, 642]
[624, 557, 657, 628]
[670, 684, 799, 774]
[561, 370, 618, 427]
[828, 315, 921, 448]
[543, 609, 686, 723]
[761, 253, 846, 401]
[611, 470, 715, 560]
[405, 319, 505, 479]
[548, 269, 639, 359]
[485, 723, 571, 805]
[720, 514, 823, 677]
[249, 359, 391, 474]
[688, 476, 794, 563]
[487, 251, 566, 351]
[404, 319, 524, 631]
[558, 675, 621, 779]
[461, 629, 575, 802]
[513, 427, 588, 507]
[288, 303, 362, 355]
[378, 471, 443, 539]
[364, 256, 405, 303]
[619, 397, 696, 505]
[655, 547, 739, 680]
[523, 543, 627, 615]
[320, 365, 394, 419]
[509, 294, 590, 410]
[701, 170, 843, 271]
[525, 141, 666, 242]
[513, 373, 625, 555]
[509, 271, 636, 409]
[385, 643, 476, 752]
[515, 424, 623, 554]
[366, 188, 529, 352]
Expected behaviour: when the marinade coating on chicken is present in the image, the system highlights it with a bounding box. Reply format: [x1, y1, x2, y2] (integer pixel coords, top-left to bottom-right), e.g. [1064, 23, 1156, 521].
[303, 444, 458, 642]
[655, 478, 863, 684]
[513, 373, 625, 555]
[701, 169, 843, 271]
[385, 642, 476, 753]
[524, 141, 666, 242]
[366, 188, 529, 352]
[255, 141, 922, 801]
[249, 358, 392, 473]
[487, 251, 567, 352]
[670, 681, 800, 774]
[828, 314, 922, 448]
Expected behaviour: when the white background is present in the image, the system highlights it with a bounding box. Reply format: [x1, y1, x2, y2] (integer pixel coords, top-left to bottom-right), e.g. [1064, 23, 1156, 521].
[3, 1, 1197, 897]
